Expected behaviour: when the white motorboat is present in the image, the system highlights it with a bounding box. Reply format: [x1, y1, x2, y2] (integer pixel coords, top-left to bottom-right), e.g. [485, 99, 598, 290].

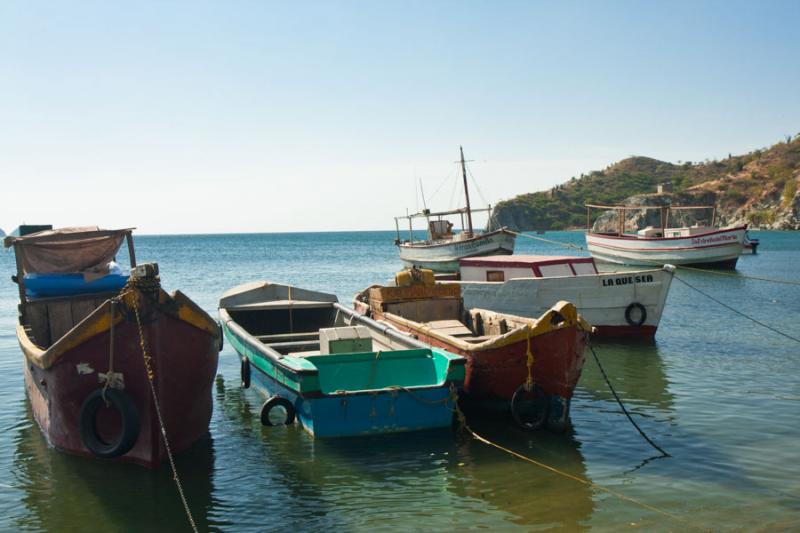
[448, 254, 675, 339]
[585, 204, 745, 269]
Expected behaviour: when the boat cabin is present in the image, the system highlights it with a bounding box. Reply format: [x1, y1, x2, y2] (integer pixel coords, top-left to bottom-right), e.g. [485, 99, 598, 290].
[459, 255, 598, 282]
[638, 225, 716, 239]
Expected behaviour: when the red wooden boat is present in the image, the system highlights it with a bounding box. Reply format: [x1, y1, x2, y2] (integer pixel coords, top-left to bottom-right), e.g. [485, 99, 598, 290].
[4, 227, 221, 468]
[354, 269, 591, 431]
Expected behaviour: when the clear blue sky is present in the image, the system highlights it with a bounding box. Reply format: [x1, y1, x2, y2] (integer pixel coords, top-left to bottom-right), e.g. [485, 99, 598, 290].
[1, 1, 798, 234]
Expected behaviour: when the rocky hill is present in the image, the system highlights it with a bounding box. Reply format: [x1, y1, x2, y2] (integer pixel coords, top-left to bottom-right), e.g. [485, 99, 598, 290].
[492, 134, 800, 230]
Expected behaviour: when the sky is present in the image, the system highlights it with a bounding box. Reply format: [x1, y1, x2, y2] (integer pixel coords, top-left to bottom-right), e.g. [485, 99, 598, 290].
[1, 0, 799, 234]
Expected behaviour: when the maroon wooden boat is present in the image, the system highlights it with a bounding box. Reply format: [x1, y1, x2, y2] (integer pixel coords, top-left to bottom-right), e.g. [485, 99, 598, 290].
[354, 270, 592, 431]
[4, 227, 221, 468]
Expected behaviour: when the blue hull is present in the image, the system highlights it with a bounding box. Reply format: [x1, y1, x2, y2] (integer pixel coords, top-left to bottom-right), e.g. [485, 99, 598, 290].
[248, 358, 455, 437]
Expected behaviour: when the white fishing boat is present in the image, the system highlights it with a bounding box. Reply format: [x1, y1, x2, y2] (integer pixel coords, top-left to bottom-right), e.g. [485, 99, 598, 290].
[447, 255, 674, 338]
[394, 147, 516, 273]
[585, 204, 746, 269]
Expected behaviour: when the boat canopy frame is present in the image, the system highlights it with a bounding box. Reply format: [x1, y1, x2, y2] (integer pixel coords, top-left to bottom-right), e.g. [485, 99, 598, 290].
[5, 227, 137, 312]
[394, 206, 493, 244]
[585, 204, 717, 235]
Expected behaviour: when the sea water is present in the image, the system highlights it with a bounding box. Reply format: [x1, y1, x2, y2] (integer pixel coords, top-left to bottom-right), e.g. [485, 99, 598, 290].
[0, 231, 798, 532]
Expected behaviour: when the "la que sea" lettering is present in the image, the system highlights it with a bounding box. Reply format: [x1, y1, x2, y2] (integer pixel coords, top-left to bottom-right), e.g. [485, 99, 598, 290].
[602, 274, 654, 287]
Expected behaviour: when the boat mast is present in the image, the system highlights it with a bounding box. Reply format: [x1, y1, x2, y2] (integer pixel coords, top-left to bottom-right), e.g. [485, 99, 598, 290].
[460, 146, 474, 237]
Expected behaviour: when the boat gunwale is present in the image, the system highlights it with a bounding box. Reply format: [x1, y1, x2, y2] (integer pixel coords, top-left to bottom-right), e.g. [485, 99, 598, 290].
[218, 308, 319, 376]
[379, 301, 590, 352]
[20, 288, 219, 370]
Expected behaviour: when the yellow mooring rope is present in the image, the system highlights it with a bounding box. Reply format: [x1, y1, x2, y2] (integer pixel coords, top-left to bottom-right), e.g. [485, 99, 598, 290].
[445, 384, 710, 532]
[525, 325, 534, 390]
[125, 283, 199, 533]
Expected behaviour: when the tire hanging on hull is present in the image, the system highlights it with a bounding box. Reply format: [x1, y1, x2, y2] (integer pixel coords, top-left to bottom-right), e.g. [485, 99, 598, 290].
[79, 388, 140, 458]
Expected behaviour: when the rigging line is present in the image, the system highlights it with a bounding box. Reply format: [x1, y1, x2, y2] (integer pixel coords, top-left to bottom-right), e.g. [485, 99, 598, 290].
[448, 172, 460, 211]
[589, 342, 670, 457]
[673, 275, 800, 344]
[426, 168, 455, 203]
[466, 164, 490, 207]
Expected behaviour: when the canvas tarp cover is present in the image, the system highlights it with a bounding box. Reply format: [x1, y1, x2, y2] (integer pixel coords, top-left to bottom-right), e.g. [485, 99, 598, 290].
[4, 227, 131, 277]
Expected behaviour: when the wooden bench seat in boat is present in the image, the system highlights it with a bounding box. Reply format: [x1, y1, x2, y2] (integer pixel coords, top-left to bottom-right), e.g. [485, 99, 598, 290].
[264, 340, 321, 351]
[256, 332, 319, 342]
[424, 319, 473, 337]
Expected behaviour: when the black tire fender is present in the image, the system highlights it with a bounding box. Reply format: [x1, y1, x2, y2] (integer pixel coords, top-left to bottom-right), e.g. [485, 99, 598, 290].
[624, 302, 647, 327]
[510, 383, 549, 431]
[79, 388, 140, 458]
[241, 357, 251, 389]
[260, 396, 296, 426]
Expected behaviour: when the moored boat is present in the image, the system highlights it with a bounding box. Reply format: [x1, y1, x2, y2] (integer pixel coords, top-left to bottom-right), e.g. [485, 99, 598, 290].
[585, 204, 746, 268]
[451, 255, 675, 338]
[394, 147, 516, 272]
[218, 282, 466, 437]
[4, 227, 221, 468]
[354, 270, 591, 431]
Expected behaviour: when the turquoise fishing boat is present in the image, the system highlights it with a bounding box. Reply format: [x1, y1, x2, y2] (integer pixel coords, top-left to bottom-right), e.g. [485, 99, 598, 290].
[218, 282, 466, 437]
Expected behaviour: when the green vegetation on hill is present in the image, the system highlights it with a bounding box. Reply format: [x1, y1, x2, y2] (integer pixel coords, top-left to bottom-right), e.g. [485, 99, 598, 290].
[493, 135, 800, 231]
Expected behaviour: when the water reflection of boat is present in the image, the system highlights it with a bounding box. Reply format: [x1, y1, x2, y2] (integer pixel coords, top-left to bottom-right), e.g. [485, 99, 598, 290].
[449, 417, 593, 530]
[11, 398, 215, 531]
[576, 340, 675, 413]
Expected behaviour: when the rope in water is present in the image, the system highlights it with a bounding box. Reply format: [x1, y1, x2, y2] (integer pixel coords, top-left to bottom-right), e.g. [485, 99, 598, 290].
[508, 229, 585, 250]
[589, 343, 670, 457]
[125, 281, 199, 533]
[445, 385, 709, 531]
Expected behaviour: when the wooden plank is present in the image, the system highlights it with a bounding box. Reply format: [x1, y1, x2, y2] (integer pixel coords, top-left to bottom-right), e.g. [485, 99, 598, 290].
[264, 340, 320, 350]
[71, 299, 98, 326]
[256, 332, 319, 342]
[369, 284, 460, 304]
[426, 320, 472, 337]
[47, 301, 74, 343]
[26, 302, 50, 348]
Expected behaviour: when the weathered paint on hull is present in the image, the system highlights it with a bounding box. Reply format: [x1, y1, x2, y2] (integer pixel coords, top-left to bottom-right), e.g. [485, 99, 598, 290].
[382, 320, 587, 429]
[21, 311, 219, 468]
[241, 353, 456, 437]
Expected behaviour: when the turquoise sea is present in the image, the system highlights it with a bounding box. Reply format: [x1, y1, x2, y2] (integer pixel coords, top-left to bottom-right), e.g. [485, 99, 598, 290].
[1, 230, 799, 532]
